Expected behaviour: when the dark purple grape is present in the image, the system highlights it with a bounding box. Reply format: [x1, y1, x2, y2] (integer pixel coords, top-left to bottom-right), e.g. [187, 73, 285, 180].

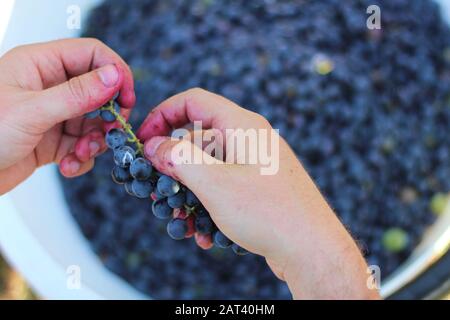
[232, 244, 249, 256]
[130, 158, 153, 181]
[195, 214, 214, 235]
[100, 110, 116, 122]
[131, 179, 153, 199]
[124, 181, 135, 196]
[167, 191, 186, 209]
[167, 219, 188, 240]
[106, 129, 128, 149]
[152, 199, 173, 219]
[111, 166, 131, 184]
[157, 175, 180, 197]
[213, 231, 233, 248]
[113, 146, 135, 168]
[100, 101, 120, 122]
[85, 109, 100, 119]
[185, 190, 200, 207]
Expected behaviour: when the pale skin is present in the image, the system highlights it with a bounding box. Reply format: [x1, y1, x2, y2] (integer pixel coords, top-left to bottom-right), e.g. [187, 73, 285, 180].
[0, 38, 136, 193]
[0, 39, 379, 300]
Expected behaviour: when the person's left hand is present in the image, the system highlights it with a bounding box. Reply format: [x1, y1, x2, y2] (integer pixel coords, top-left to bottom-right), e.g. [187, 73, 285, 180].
[0, 38, 135, 194]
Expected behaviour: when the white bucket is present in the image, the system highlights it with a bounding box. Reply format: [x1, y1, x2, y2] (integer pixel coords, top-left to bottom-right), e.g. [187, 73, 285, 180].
[0, 0, 449, 300]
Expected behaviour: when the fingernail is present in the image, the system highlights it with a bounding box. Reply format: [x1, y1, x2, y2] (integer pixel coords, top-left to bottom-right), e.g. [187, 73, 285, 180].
[69, 161, 81, 174]
[145, 136, 167, 158]
[98, 64, 119, 88]
[89, 141, 100, 157]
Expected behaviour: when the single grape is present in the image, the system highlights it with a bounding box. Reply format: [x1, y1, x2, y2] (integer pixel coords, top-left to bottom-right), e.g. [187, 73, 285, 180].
[85, 109, 100, 119]
[196, 206, 209, 217]
[185, 189, 200, 207]
[231, 243, 249, 255]
[175, 209, 188, 220]
[430, 193, 449, 216]
[195, 214, 214, 234]
[167, 219, 188, 240]
[157, 175, 180, 197]
[382, 228, 409, 253]
[213, 231, 233, 248]
[167, 191, 186, 209]
[111, 166, 131, 184]
[130, 158, 153, 181]
[124, 181, 135, 196]
[100, 101, 120, 122]
[100, 110, 116, 122]
[114, 146, 135, 168]
[131, 179, 153, 199]
[185, 215, 196, 238]
[106, 128, 128, 149]
[152, 199, 173, 219]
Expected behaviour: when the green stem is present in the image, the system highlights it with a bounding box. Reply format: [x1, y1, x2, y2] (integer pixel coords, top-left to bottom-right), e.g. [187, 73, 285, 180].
[184, 204, 198, 216]
[101, 101, 144, 156]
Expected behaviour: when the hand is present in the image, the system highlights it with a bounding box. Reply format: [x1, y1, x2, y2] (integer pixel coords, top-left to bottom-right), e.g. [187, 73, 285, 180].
[0, 38, 135, 194]
[137, 88, 380, 299]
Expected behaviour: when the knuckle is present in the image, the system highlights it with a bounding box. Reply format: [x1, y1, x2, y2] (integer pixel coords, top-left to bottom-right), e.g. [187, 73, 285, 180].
[166, 140, 191, 165]
[10, 44, 29, 53]
[4, 45, 28, 60]
[252, 112, 271, 127]
[186, 87, 208, 96]
[85, 37, 104, 47]
[168, 140, 192, 181]
[177, 139, 193, 152]
[67, 76, 90, 109]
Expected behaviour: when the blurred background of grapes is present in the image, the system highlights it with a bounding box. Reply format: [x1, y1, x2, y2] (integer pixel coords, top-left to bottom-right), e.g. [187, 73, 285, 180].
[0, 0, 449, 300]
[0, 255, 36, 300]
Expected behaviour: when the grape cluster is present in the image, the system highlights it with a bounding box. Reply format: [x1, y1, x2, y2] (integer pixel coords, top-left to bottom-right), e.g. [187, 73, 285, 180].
[85, 98, 248, 255]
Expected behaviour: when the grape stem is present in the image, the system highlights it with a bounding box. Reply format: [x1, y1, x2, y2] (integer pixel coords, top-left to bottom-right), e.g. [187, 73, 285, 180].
[101, 101, 144, 156]
[184, 205, 195, 215]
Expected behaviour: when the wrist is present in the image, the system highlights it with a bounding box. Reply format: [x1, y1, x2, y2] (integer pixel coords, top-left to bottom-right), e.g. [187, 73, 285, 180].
[281, 226, 380, 299]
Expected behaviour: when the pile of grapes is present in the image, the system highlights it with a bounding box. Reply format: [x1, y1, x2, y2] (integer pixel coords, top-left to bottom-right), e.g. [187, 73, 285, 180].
[61, 0, 450, 299]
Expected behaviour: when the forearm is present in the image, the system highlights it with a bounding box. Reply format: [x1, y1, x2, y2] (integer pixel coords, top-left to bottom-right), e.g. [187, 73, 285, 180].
[284, 232, 380, 299]
[281, 165, 380, 299]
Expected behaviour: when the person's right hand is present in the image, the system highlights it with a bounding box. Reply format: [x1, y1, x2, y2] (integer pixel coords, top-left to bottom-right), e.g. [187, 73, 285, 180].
[137, 88, 379, 299]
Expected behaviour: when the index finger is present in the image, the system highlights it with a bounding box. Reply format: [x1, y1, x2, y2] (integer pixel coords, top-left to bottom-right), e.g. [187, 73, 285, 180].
[136, 88, 254, 141]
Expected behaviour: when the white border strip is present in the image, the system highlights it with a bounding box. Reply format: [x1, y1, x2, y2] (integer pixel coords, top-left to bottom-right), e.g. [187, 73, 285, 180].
[0, 0, 15, 50]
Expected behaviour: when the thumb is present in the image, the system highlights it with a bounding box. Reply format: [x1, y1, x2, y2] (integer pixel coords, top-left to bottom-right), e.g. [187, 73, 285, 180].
[144, 136, 229, 190]
[34, 64, 121, 126]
